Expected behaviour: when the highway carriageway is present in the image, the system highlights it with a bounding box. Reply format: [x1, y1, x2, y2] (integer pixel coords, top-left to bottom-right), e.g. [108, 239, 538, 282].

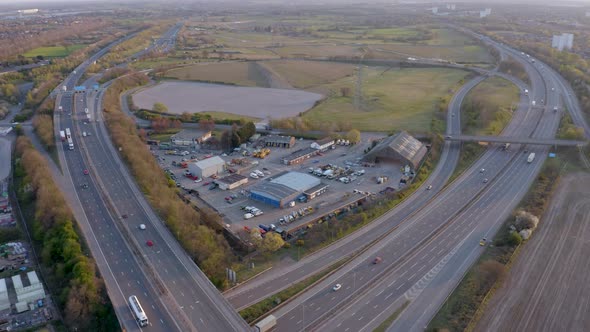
[445, 134, 587, 147]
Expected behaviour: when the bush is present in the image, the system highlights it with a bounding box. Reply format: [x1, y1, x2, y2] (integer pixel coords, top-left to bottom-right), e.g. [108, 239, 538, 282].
[507, 231, 522, 246]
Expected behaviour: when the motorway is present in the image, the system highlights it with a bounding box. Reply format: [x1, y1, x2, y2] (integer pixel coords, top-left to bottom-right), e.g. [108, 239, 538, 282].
[246, 30, 569, 331]
[54, 23, 251, 331]
[446, 134, 586, 146]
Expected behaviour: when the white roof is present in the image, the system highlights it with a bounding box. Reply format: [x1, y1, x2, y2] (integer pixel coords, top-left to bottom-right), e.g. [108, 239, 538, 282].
[193, 156, 225, 170]
[0, 279, 6, 294]
[12, 275, 22, 290]
[27, 271, 40, 285]
[270, 172, 321, 192]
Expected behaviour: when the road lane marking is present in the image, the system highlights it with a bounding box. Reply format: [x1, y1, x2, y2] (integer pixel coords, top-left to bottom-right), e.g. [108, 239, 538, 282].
[290, 316, 295, 320]
[315, 306, 321, 312]
[396, 283, 405, 290]
[358, 316, 364, 321]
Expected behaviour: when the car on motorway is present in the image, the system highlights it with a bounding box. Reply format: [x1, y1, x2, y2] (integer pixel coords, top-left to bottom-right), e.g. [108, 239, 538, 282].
[80, 183, 89, 189]
[146, 240, 154, 247]
[483, 178, 489, 183]
[373, 257, 382, 264]
[427, 185, 432, 190]
[480, 168, 485, 173]
[121, 214, 128, 219]
[445, 135, 452, 139]
[479, 238, 487, 246]
[139, 224, 146, 230]
[83, 169, 89, 175]
[332, 284, 342, 291]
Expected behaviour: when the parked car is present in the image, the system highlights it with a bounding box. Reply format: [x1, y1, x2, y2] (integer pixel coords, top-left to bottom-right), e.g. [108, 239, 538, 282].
[243, 213, 254, 220]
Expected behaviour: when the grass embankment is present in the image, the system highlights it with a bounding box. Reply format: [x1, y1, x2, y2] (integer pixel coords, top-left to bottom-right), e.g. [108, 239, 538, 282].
[165, 62, 269, 87]
[102, 73, 235, 288]
[499, 56, 531, 85]
[23, 45, 86, 58]
[13, 136, 118, 331]
[450, 77, 519, 182]
[298, 67, 469, 133]
[239, 259, 347, 323]
[428, 158, 561, 332]
[556, 112, 585, 140]
[262, 60, 356, 89]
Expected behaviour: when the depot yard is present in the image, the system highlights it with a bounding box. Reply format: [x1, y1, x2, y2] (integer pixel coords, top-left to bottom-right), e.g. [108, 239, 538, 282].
[150, 134, 404, 242]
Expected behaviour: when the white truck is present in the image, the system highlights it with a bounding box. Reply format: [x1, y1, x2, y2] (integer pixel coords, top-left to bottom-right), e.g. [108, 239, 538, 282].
[532, 100, 536, 106]
[255, 315, 277, 332]
[527, 152, 535, 163]
[524, 89, 529, 96]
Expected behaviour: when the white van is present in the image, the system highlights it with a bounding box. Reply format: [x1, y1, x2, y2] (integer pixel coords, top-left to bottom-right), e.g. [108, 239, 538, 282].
[243, 213, 254, 220]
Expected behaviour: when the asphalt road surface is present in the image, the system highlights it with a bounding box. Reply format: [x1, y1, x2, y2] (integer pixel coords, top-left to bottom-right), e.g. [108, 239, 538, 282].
[56, 95, 179, 331]
[267, 34, 564, 331]
[477, 173, 590, 332]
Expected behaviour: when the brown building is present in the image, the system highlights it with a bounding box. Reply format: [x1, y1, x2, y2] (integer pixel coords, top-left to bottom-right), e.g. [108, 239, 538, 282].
[363, 131, 427, 169]
[263, 135, 296, 148]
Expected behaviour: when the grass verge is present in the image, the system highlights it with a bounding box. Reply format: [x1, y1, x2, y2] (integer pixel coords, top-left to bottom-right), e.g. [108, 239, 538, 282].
[374, 301, 410, 332]
[427, 157, 561, 332]
[239, 258, 347, 323]
[23, 44, 86, 58]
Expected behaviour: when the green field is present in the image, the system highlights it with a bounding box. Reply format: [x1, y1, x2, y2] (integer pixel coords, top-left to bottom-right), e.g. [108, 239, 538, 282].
[461, 76, 519, 135]
[23, 44, 86, 58]
[263, 60, 356, 89]
[302, 67, 470, 132]
[165, 62, 268, 87]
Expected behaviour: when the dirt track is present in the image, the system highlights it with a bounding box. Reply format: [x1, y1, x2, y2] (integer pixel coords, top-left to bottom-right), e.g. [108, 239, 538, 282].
[477, 173, 590, 332]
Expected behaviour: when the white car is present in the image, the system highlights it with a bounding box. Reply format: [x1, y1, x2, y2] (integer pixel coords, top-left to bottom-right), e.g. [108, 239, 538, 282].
[332, 284, 342, 291]
[480, 168, 485, 173]
[243, 213, 254, 220]
[194, 178, 202, 183]
[139, 224, 146, 230]
[250, 173, 259, 179]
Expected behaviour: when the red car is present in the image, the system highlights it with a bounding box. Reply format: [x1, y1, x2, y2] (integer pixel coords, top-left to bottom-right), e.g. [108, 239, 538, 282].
[83, 169, 89, 175]
[146, 240, 154, 247]
[203, 182, 210, 186]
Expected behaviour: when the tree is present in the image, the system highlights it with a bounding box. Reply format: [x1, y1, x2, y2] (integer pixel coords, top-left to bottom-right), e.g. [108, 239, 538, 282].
[345, 129, 361, 144]
[180, 112, 192, 122]
[199, 119, 215, 131]
[153, 102, 168, 113]
[238, 122, 256, 142]
[340, 87, 352, 97]
[260, 233, 285, 253]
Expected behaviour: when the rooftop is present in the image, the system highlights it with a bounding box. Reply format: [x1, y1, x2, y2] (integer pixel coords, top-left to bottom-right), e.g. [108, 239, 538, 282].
[263, 135, 294, 144]
[387, 131, 424, 161]
[270, 171, 321, 192]
[315, 137, 335, 145]
[250, 182, 297, 201]
[193, 156, 225, 169]
[171, 128, 211, 141]
[217, 173, 247, 184]
[284, 147, 317, 161]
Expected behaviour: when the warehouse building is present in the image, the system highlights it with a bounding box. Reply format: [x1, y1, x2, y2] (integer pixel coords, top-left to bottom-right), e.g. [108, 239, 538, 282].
[363, 131, 427, 169]
[250, 172, 324, 208]
[311, 137, 335, 151]
[263, 135, 296, 148]
[282, 147, 318, 165]
[188, 156, 225, 179]
[215, 174, 248, 190]
[170, 129, 212, 146]
[0, 279, 9, 311]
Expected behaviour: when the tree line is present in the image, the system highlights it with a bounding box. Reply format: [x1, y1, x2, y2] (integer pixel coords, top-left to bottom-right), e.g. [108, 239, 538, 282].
[102, 72, 235, 288]
[14, 136, 118, 331]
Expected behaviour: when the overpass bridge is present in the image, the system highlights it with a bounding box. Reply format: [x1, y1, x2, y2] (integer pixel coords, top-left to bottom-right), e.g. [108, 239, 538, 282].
[445, 134, 587, 147]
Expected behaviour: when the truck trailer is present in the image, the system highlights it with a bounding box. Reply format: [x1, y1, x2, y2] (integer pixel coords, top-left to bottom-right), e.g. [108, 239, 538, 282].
[59, 130, 66, 142]
[255, 315, 277, 332]
[527, 152, 535, 163]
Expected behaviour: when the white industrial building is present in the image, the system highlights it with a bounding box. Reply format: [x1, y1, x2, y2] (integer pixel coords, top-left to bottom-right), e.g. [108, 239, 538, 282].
[311, 138, 335, 151]
[552, 33, 574, 51]
[13, 271, 45, 305]
[0, 279, 9, 311]
[215, 174, 248, 190]
[188, 156, 225, 179]
[480, 8, 492, 18]
[170, 129, 211, 146]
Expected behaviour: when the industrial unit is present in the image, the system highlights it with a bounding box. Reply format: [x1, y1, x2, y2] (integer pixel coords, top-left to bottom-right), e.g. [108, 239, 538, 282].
[170, 129, 212, 146]
[188, 156, 225, 178]
[282, 147, 318, 165]
[249, 172, 326, 208]
[263, 135, 296, 148]
[363, 131, 427, 169]
[311, 137, 335, 151]
[215, 174, 249, 190]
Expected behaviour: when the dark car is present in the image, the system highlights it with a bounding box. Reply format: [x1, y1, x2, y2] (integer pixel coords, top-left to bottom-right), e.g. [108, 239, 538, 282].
[80, 183, 89, 189]
[83, 169, 89, 175]
[121, 214, 128, 219]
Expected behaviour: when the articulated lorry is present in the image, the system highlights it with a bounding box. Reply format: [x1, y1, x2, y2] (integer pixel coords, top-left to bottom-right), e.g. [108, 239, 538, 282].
[255, 315, 276, 332]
